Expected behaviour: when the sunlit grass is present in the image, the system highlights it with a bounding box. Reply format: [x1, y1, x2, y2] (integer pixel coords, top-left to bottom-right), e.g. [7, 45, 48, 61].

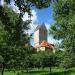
[3, 67, 75, 75]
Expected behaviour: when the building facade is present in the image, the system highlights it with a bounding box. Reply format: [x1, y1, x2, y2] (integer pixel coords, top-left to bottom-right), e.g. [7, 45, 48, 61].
[34, 24, 54, 52]
[34, 24, 47, 47]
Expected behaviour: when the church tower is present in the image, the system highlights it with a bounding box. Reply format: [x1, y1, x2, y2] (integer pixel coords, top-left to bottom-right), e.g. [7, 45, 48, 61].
[34, 24, 54, 52]
[34, 24, 47, 47]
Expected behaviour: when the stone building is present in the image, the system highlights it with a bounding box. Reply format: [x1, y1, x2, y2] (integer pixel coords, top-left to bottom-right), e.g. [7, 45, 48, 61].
[34, 24, 54, 52]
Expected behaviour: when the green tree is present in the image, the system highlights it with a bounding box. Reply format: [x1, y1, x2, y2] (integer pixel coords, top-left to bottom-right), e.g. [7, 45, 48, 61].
[4, 0, 51, 15]
[0, 0, 51, 74]
[49, 0, 75, 68]
[42, 51, 56, 72]
[0, 6, 30, 75]
[60, 50, 75, 69]
[0, 55, 4, 75]
[31, 51, 56, 72]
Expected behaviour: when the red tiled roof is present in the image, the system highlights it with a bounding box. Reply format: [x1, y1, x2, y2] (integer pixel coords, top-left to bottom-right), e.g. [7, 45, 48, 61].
[34, 45, 40, 48]
[34, 40, 54, 48]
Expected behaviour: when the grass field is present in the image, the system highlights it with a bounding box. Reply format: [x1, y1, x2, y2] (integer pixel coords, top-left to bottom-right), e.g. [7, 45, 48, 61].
[2, 67, 75, 75]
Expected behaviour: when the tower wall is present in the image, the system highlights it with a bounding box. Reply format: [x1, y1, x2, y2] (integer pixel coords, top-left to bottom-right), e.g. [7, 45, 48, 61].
[34, 30, 39, 46]
[39, 27, 47, 44]
[34, 25, 47, 47]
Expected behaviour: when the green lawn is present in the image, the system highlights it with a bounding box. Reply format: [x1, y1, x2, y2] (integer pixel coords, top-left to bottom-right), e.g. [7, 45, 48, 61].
[2, 67, 75, 75]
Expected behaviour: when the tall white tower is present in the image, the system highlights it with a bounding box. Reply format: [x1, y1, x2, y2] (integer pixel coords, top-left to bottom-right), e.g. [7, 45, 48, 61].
[34, 24, 47, 47]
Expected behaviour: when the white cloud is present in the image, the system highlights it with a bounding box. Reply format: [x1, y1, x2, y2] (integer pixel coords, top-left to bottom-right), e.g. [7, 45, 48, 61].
[22, 12, 29, 21]
[45, 23, 50, 30]
[48, 36, 56, 44]
[13, 6, 20, 13]
[31, 10, 37, 23]
[48, 35, 62, 44]
[23, 10, 38, 35]
[10, 1, 37, 35]
[22, 10, 37, 22]
[0, 0, 4, 6]
[9, 0, 20, 13]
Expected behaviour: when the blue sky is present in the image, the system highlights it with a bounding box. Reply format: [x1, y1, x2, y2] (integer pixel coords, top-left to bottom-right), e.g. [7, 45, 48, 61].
[31, 5, 55, 26]
[35, 6, 54, 24]
[10, 0, 54, 24]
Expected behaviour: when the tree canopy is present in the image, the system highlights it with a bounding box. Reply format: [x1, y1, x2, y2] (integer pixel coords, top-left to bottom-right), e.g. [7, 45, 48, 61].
[4, 0, 51, 16]
[49, 0, 75, 68]
[0, 1, 52, 75]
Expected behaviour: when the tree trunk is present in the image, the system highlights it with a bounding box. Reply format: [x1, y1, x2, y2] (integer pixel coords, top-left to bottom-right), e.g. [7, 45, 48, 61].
[1, 62, 5, 75]
[26, 68, 28, 73]
[50, 67, 51, 72]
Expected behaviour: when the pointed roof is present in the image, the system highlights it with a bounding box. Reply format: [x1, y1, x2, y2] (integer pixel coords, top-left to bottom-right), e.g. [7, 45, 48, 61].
[34, 25, 41, 31]
[34, 24, 47, 32]
[40, 41, 54, 48]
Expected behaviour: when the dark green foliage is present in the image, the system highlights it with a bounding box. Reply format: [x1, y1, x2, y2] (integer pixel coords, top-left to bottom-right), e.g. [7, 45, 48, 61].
[0, 0, 52, 74]
[49, 0, 75, 68]
[29, 51, 57, 71]
[60, 50, 75, 69]
[50, 0, 75, 47]
[0, 0, 55, 75]
[0, 6, 31, 75]
[4, 0, 51, 16]
[0, 6, 20, 45]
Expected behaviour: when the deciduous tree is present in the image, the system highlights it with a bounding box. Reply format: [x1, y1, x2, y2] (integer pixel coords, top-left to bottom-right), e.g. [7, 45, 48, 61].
[49, 0, 75, 68]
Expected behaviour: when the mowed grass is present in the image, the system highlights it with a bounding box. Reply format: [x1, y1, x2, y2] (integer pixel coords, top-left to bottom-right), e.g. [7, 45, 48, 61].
[3, 67, 75, 75]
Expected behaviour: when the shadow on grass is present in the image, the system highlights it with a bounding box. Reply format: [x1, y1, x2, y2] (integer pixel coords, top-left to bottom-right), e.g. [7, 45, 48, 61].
[43, 69, 75, 75]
